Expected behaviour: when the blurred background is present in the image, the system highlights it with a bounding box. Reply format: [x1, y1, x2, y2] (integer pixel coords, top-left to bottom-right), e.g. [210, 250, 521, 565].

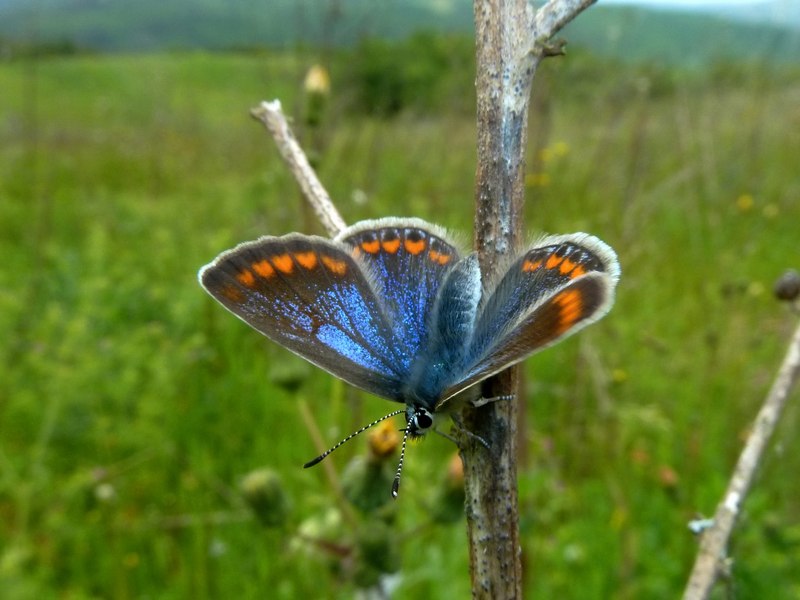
[1, 0, 799, 597]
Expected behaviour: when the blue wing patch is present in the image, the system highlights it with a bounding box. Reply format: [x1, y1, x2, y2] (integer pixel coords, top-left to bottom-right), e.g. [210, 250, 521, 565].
[338, 218, 463, 357]
[199, 234, 409, 401]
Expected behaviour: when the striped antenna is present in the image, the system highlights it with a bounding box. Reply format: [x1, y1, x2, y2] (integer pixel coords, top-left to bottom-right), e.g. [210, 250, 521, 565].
[391, 427, 411, 498]
[303, 408, 405, 468]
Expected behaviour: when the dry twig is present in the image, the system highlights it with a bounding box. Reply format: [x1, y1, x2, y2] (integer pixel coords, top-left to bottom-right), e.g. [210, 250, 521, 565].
[250, 100, 346, 237]
[683, 318, 800, 599]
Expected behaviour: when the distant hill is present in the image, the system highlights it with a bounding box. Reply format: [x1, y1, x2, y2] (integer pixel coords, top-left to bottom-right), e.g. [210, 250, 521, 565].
[565, 5, 800, 67]
[1, 0, 799, 66]
[667, 0, 800, 30]
[0, 0, 474, 51]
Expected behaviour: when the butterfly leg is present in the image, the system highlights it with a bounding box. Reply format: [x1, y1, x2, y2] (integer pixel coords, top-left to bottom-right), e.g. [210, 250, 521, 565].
[449, 414, 490, 450]
[470, 394, 514, 408]
[433, 428, 461, 446]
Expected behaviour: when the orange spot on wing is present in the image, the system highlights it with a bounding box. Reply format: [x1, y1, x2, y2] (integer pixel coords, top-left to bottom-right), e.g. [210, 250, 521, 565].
[429, 250, 452, 265]
[554, 289, 583, 332]
[236, 270, 256, 287]
[546, 253, 563, 270]
[221, 285, 243, 302]
[557, 258, 587, 278]
[382, 238, 401, 254]
[294, 251, 318, 270]
[321, 255, 347, 275]
[523, 259, 542, 272]
[559, 258, 576, 275]
[252, 259, 275, 278]
[272, 254, 294, 274]
[361, 240, 380, 254]
[404, 238, 426, 255]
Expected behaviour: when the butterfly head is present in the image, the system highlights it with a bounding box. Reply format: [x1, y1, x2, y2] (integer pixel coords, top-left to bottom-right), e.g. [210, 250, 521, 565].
[404, 404, 436, 438]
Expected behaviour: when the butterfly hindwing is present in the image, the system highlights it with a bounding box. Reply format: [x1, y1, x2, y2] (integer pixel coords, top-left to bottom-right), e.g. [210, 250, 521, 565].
[437, 233, 620, 405]
[199, 234, 409, 401]
[338, 218, 462, 354]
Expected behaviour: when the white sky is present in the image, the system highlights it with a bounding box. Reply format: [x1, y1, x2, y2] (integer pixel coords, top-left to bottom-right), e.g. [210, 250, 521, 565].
[600, 0, 771, 5]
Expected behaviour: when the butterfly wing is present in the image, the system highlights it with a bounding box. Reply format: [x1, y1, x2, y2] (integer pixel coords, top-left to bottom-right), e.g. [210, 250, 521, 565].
[436, 233, 620, 407]
[338, 218, 463, 355]
[199, 233, 410, 402]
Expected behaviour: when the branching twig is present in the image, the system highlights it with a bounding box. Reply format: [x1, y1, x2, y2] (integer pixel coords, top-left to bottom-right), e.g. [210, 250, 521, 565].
[683, 318, 800, 600]
[250, 100, 346, 237]
[531, 0, 596, 48]
[251, 3, 596, 595]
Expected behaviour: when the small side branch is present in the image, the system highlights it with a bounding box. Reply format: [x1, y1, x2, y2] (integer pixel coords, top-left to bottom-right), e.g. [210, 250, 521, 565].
[683, 319, 800, 600]
[250, 100, 346, 237]
[531, 0, 597, 49]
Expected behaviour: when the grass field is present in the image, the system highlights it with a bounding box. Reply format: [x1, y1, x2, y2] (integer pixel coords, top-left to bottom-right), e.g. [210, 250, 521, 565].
[1, 47, 800, 598]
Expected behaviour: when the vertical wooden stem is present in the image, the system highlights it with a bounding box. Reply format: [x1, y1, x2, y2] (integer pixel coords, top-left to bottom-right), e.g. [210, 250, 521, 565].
[465, 1, 596, 596]
[464, 1, 536, 597]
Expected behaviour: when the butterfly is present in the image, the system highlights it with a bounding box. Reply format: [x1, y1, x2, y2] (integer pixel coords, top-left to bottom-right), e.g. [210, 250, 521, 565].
[199, 217, 620, 496]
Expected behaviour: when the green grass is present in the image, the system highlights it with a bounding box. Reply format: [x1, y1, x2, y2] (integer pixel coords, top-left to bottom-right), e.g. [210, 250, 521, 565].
[1, 49, 800, 599]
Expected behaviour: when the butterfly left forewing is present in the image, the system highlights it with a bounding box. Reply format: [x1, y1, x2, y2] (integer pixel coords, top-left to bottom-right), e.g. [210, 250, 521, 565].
[199, 234, 409, 401]
[437, 233, 620, 406]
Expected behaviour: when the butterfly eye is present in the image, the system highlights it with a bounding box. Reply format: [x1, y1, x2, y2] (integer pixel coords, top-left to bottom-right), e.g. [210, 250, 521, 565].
[414, 407, 434, 431]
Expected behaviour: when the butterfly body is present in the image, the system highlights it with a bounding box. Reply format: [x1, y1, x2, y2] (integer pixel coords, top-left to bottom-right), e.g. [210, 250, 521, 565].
[200, 218, 620, 490]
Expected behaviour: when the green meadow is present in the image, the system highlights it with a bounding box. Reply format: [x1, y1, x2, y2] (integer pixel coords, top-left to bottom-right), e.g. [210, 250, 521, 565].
[2, 44, 800, 598]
